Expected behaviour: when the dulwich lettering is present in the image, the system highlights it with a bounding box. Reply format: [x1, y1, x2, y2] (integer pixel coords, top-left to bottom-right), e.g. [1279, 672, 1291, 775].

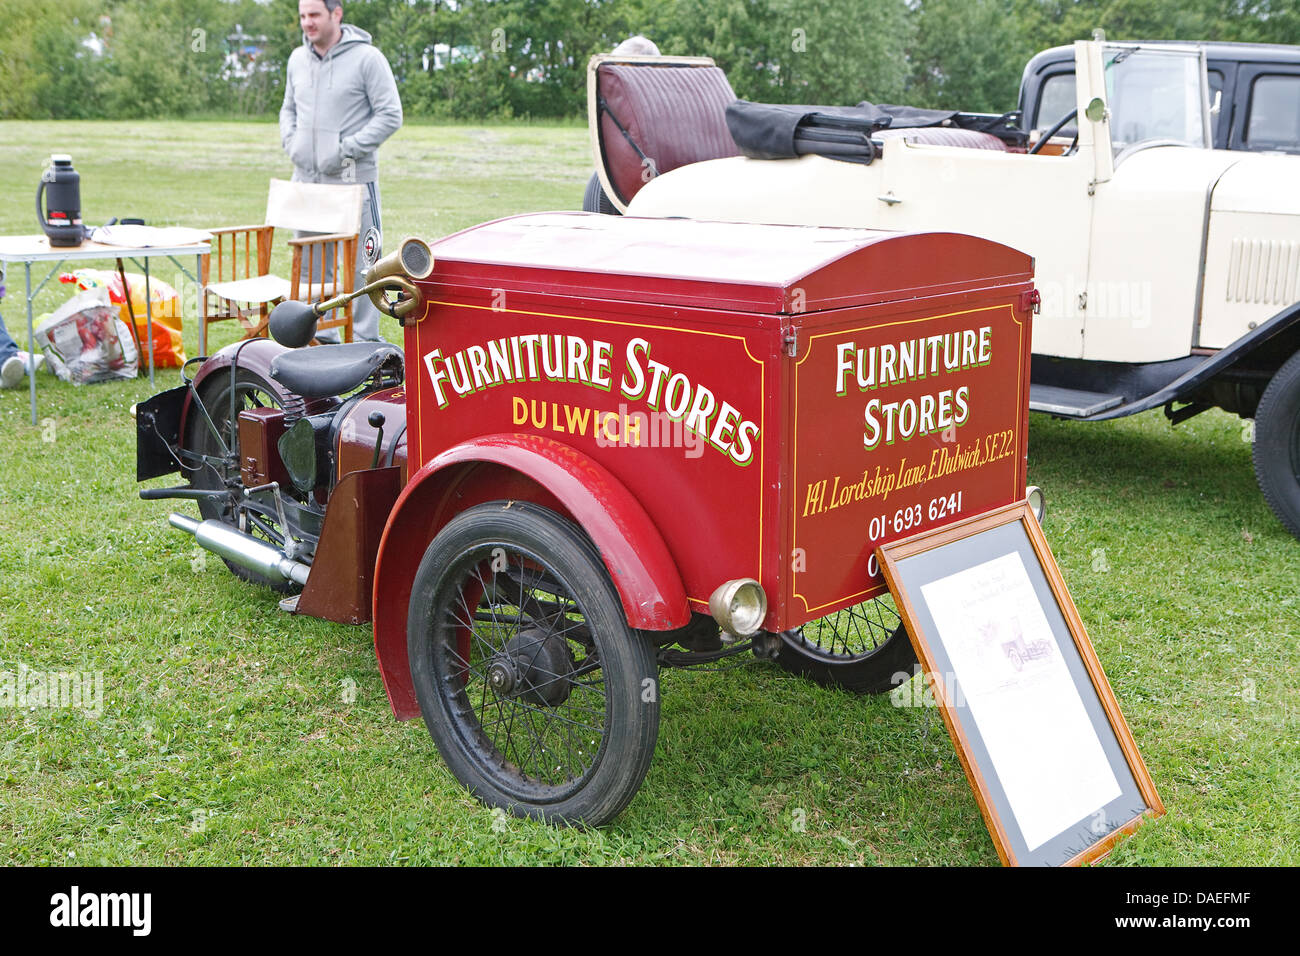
[427, 333, 762, 466]
[513, 397, 638, 443]
[928, 439, 988, 479]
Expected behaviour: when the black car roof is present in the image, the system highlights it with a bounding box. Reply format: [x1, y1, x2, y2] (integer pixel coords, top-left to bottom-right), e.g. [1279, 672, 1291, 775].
[1025, 40, 1300, 76]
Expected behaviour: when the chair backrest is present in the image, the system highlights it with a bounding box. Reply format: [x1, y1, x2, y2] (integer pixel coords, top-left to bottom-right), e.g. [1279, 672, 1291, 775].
[204, 226, 274, 285]
[588, 55, 740, 211]
[265, 179, 363, 235]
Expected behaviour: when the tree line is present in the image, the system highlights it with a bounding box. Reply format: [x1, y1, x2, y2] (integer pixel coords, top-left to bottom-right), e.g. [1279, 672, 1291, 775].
[2, 0, 1297, 121]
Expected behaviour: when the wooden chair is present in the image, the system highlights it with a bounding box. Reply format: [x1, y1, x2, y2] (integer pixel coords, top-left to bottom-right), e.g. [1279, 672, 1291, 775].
[200, 179, 363, 353]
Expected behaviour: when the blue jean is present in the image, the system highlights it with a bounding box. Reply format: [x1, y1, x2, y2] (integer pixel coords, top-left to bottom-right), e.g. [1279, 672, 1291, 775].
[0, 312, 19, 364]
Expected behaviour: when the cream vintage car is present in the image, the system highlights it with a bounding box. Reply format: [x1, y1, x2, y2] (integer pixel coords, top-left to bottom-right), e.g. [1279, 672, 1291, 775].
[585, 40, 1300, 539]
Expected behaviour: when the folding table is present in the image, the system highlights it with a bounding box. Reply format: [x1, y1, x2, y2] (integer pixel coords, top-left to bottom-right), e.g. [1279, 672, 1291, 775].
[0, 234, 210, 425]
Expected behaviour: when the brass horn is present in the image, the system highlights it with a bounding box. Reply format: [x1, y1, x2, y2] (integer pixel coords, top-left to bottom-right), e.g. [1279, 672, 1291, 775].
[279, 237, 434, 334]
[364, 236, 435, 323]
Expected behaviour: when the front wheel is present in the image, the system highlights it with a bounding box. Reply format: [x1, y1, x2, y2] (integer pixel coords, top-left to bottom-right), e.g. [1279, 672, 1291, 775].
[776, 594, 918, 694]
[1253, 350, 1300, 541]
[407, 501, 659, 826]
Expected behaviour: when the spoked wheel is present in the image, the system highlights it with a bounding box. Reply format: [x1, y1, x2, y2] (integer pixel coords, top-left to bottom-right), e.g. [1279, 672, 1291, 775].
[407, 501, 660, 826]
[776, 593, 918, 694]
[185, 367, 302, 590]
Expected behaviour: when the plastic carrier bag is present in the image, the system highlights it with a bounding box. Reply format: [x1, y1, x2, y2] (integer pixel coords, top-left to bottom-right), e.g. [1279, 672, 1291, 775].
[59, 268, 186, 368]
[34, 286, 138, 384]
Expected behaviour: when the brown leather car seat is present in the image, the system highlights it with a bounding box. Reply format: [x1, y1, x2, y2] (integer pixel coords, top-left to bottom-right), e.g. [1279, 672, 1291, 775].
[595, 60, 741, 206]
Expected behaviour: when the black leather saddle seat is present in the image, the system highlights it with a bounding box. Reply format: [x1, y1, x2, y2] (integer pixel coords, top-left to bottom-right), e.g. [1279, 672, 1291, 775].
[270, 342, 404, 398]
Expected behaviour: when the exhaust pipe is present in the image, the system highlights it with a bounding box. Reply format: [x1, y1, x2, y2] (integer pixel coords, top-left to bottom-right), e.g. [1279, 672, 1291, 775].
[168, 513, 311, 586]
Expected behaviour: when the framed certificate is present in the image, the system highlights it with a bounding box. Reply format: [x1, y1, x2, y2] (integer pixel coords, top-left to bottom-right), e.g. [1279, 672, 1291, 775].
[878, 500, 1163, 866]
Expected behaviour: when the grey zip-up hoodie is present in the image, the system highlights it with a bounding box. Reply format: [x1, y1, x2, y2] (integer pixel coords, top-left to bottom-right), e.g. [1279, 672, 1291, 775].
[279, 25, 403, 185]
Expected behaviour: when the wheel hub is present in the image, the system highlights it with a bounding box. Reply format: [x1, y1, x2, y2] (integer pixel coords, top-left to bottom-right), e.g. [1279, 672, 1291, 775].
[487, 627, 576, 707]
[486, 658, 520, 695]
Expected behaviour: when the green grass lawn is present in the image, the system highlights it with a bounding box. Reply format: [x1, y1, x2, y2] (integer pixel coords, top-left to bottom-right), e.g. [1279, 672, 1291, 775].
[1, 121, 1297, 865]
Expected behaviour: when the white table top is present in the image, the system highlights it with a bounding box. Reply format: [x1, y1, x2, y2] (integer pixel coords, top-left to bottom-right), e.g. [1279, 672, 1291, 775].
[0, 235, 210, 263]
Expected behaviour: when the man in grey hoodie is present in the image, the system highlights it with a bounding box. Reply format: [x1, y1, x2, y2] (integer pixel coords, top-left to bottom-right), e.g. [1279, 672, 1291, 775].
[280, 0, 403, 342]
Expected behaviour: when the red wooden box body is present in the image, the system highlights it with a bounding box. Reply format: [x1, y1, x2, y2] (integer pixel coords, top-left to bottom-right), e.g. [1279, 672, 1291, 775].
[405, 213, 1034, 632]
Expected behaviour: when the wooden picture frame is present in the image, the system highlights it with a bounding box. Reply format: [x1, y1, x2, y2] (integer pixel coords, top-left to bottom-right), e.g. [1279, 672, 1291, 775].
[878, 500, 1164, 866]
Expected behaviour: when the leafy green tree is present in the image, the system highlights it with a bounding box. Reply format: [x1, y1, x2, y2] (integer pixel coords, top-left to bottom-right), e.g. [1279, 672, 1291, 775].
[96, 0, 216, 117]
[3, 0, 1299, 120]
[909, 0, 1035, 111]
[1053, 0, 1218, 41]
[0, 0, 105, 118]
[444, 0, 646, 118]
[1012, 0, 1298, 47]
[773, 0, 913, 104]
[1228, 1, 1300, 44]
[635, 0, 912, 104]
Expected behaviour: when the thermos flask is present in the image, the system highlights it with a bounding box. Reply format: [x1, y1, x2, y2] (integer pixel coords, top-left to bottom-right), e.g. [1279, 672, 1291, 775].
[37, 154, 87, 247]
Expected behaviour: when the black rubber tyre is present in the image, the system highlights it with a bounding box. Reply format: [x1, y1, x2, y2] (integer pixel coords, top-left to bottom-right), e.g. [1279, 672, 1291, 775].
[185, 367, 301, 591]
[1253, 350, 1300, 541]
[776, 594, 919, 694]
[582, 172, 621, 215]
[407, 501, 659, 826]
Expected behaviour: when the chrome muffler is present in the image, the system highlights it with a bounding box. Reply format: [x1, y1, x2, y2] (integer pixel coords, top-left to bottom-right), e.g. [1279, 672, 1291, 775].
[168, 513, 311, 586]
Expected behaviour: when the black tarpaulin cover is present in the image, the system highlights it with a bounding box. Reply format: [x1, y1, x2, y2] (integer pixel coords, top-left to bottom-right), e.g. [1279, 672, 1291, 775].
[725, 100, 962, 163]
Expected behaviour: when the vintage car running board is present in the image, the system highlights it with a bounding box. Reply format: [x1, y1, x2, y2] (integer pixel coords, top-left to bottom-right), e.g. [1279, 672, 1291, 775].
[1029, 384, 1124, 418]
[1030, 300, 1300, 422]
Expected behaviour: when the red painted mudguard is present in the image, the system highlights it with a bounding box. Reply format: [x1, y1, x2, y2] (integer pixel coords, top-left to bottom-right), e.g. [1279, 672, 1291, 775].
[372, 433, 690, 719]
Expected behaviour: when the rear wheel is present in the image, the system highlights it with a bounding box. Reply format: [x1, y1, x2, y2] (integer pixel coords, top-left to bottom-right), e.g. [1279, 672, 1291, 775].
[776, 594, 918, 694]
[407, 501, 659, 825]
[185, 367, 300, 590]
[1253, 350, 1300, 541]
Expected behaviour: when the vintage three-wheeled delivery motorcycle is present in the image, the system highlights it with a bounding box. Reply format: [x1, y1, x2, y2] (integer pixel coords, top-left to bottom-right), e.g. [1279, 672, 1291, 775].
[136, 212, 1039, 825]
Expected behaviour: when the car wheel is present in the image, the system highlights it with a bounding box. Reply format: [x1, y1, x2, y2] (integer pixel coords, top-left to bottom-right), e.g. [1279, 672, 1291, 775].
[407, 501, 659, 825]
[775, 594, 919, 694]
[1253, 349, 1300, 541]
[582, 172, 621, 215]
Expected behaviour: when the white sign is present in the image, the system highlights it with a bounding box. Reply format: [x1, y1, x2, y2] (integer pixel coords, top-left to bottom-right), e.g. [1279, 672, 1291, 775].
[921, 551, 1121, 850]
